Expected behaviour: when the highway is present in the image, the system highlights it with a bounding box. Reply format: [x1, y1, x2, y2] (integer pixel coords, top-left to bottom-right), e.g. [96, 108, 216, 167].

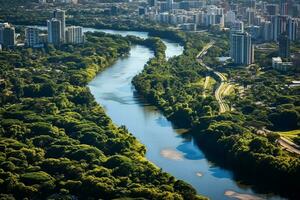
[278, 137, 300, 155]
[198, 42, 300, 154]
[197, 41, 231, 113]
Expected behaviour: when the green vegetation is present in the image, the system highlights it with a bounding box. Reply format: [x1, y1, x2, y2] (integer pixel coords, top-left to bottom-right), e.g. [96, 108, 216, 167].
[133, 30, 300, 198]
[133, 32, 214, 128]
[1, 1, 299, 198]
[0, 32, 205, 199]
[278, 130, 300, 142]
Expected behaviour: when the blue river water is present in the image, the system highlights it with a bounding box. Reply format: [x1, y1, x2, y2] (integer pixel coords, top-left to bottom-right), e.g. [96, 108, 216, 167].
[30, 25, 285, 200]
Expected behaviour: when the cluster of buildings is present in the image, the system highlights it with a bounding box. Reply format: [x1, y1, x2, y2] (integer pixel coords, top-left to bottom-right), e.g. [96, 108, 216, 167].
[0, 10, 84, 49]
[46, 9, 84, 46]
[141, 0, 300, 36]
[39, 0, 78, 4]
[272, 57, 293, 71]
[141, 0, 299, 68]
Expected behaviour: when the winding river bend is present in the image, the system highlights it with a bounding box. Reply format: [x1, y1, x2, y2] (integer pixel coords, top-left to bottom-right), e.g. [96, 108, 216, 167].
[86, 29, 285, 200]
[30, 26, 284, 199]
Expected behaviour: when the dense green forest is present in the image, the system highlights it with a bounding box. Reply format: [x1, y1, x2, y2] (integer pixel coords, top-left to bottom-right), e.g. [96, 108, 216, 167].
[0, 32, 205, 200]
[133, 31, 300, 198]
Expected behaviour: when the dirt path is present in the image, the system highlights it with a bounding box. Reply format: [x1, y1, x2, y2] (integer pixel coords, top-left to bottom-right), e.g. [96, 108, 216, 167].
[202, 76, 210, 97]
[278, 137, 300, 155]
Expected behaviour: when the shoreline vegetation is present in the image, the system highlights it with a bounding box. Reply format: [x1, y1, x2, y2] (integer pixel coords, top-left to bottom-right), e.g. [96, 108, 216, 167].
[132, 29, 300, 199]
[0, 31, 206, 199]
[1, 1, 299, 199]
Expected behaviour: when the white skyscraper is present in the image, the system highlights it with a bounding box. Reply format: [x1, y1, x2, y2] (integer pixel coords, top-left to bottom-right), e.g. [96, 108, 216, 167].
[53, 9, 66, 42]
[47, 18, 62, 45]
[66, 26, 84, 44]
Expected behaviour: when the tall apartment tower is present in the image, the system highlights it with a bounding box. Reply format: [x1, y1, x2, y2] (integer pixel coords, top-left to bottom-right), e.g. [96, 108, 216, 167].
[53, 9, 66, 42]
[25, 27, 39, 47]
[167, 0, 173, 11]
[225, 10, 236, 24]
[262, 21, 272, 41]
[250, 0, 256, 10]
[148, 0, 157, 7]
[230, 32, 254, 65]
[280, 0, 288, 15]
[66, 26, 84, 44]
[287, 18, 298, 41]
[279, 34, 290, 58]
[271, 15, 288, 41]
[246, 8, 255, 25]
[266, 4, 279, 15]
[1, 23, 16, 47]
[47, 18, 62, 46]
[0, 23, 5, 44]
[230, 20, 244, 33]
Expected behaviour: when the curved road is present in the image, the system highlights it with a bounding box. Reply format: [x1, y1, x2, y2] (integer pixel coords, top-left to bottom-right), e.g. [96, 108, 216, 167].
[197, 42, 231, 113]
[278, 137, 300, 154]
[198, 43, 300, 154]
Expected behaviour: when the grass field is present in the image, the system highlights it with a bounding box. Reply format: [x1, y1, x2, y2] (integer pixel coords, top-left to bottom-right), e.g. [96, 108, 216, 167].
[277, 130, 300, 140]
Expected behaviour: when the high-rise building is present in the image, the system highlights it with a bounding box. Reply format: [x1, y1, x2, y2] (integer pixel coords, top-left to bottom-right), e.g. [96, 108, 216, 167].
[225, 10, 236, 24]
[38, 34, 48, 44]
[292, 4, 300, 17]
[25, 27, 40, 47]
[53, 9, 66, 42]
[254, 15, 263, 26]
[205, 14, 216, 26]
[279, 34, 290, 58]
[167, 0, 173, 10]
[230, 32, 254, 65]
[250, 0, 256, 10]
[271, 16, 279, 41]
[148, 0, 157, 7]
[1, 23, 15, 47]
[261, 21, 272, 41]
[47, 18, 62, 45]
[66, 26, 84, 44]
[266, 4, 279, 15]
[230, 20, 244, 33]
[271, 15, 288, 41]
[278, 15, 288, 35]
[246, 8, 255, 25]
[0, 23, 5, 44]
[288, 18, 298, 41]
[280, 0, 288, 15]
[215, 14, 224, 27]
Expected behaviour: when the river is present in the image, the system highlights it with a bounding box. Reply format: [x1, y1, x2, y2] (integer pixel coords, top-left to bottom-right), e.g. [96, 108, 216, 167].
[86, 28, 285, 200]
[29, 26, 285, 199]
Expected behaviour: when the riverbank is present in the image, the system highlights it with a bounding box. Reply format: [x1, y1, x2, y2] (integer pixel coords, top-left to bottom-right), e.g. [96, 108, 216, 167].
[88, 28, 285, 199]
[0, 30, 206, 199]
[132, 29, 300, 199]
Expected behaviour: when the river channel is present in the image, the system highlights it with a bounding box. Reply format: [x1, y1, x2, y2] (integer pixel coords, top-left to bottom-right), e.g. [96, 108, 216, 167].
[30, 26, 284, 200]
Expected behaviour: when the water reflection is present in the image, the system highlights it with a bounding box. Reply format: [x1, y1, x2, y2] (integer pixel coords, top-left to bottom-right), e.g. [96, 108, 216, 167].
[83, 28, 287, 200]
[155, 116, 171, 127]
[176, 141, 204, 160]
